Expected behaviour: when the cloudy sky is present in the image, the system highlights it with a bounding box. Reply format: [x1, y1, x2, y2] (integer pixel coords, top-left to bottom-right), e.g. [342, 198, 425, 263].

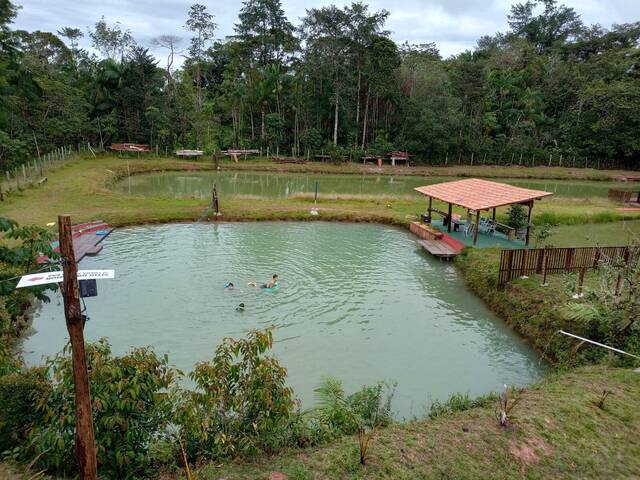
[12, 0, 640, 61]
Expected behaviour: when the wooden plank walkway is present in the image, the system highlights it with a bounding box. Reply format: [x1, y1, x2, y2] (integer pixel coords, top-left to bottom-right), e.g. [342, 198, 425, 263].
[417, 239, 459, 258]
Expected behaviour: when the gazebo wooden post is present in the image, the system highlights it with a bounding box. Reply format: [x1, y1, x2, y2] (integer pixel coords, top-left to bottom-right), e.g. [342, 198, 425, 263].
[525, 201, 533, 246]
[427, 196, 432, 222]
[447, 203, 452, 232]
[492, 208, 496, 221]
[473, 210, 480, 246]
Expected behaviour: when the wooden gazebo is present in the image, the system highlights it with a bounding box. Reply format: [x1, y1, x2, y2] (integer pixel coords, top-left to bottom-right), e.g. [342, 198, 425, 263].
[414, 179, 553, 246]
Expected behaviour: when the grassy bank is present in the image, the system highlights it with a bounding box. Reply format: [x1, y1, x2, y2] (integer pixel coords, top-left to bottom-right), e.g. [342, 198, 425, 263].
[1, 155, 639, 236]
[147, 154, 638, 181]
[180, 366, 639, 479]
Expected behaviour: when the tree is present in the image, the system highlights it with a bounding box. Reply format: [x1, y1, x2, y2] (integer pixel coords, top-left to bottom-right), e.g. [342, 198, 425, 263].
[184, 3, 216, 110]
[151, 34, 182, 85]
[233, 0, 296, 67]
[89, 16, 134, 59]
[508, 0, 584, 52]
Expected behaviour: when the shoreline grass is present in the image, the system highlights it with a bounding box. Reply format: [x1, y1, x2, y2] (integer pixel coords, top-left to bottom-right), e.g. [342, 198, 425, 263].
[1, 155, 639, 235]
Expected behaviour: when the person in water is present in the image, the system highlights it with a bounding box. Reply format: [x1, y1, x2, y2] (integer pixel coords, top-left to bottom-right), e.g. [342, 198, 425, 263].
[224, 282, 235, 289]
[263, 274, 278, 289]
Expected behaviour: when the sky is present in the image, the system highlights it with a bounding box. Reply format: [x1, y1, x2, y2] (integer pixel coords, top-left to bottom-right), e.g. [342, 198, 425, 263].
[11, 0, 640, 63]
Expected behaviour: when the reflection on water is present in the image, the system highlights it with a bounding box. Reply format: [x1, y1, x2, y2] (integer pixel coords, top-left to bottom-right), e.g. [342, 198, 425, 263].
[114, 170, 623, 199]
[24, 222, 546, 418]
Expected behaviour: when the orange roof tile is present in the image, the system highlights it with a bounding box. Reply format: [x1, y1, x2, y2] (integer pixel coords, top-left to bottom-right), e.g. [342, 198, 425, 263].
[414, 178, 553, 211]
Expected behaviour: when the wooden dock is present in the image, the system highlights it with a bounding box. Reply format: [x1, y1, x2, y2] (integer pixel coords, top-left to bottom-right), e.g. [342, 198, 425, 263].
[417, 239, 459, 259]
[38, 220, 113, 264]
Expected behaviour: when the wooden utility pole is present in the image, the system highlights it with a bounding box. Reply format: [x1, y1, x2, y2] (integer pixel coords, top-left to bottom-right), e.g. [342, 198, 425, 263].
[58, 215, 98, 480]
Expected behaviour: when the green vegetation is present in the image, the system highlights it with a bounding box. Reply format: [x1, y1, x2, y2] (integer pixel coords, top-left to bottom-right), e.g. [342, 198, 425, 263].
[1, 155, 639, 234]
[0, 218, 57, 374]
[186, 367, 640, 479]
[0, 330, 397, 479]
[2, 0, 640, 171]
[455, 247, 640, 365]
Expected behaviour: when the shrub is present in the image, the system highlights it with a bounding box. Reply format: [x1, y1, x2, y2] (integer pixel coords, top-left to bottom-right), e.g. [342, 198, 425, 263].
[312, 377, 394, 465]
[26, 340, 175, 479]
[175, 329, 297, 460]
[506, 204, 528, 230]
[427, 391, 499, 420]
[0, 367, 51, 454]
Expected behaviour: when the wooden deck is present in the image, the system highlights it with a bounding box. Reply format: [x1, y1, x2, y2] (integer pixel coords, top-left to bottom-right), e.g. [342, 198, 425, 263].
[417, 239, 459, 258]
[38, 221, 113, 264]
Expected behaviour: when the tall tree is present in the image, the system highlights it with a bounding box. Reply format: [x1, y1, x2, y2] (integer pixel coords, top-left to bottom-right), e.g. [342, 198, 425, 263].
[184, 3, 216, 111]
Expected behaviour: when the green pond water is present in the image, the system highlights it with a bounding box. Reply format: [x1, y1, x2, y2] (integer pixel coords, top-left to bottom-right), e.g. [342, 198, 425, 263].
[114, 170, 622, 199]
[24, 222, 546, 418]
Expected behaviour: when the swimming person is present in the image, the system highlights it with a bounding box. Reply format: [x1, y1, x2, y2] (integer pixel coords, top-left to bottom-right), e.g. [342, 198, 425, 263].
[224, 282, 235, 289]
[262, 274, 278, 289]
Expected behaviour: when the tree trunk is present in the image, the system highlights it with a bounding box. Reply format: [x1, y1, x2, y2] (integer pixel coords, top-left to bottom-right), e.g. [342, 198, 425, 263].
[361, 88, 370, 148]
[333, 97, 339, 146]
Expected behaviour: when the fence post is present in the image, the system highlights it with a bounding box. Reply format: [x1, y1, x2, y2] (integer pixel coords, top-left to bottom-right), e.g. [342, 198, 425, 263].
[541, 250, 549, 286]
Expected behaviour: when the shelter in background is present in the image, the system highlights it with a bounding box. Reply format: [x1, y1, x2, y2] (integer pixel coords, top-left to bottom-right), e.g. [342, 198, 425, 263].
[175, 149, 204, 158]
[414, 178, 553, 247]
[109, 143, 150, 153]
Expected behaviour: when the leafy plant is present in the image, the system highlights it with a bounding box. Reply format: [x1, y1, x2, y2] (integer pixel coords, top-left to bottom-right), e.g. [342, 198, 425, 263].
[560, 246, 640, 364]
[506, 204, 528, 230]
[176, 329, 297, 460]
[428, 391, 499, 420]
[26, 340, 175, 479]
[313, 377, 394, 465]
[0, 367, 51, 454]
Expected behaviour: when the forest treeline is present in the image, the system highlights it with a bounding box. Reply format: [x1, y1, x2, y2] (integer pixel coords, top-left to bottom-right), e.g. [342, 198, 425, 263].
[1, 0, 639, 169]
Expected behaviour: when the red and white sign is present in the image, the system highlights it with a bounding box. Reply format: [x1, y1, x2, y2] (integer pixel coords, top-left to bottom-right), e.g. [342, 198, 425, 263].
[16, 270, 115, 289]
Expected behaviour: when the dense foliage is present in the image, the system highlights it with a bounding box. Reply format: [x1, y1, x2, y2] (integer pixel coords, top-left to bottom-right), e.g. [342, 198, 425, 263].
[1, 0, 639, 169]
[0, 327, 396, 478]
[0, 217, 56, 373]
[176, 329, 297, 460]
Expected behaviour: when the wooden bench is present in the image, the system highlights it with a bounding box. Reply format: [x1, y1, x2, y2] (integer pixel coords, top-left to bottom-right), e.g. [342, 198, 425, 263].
[426, 208, 451, 225]
[37, 177, 48, 186]
[387, 151, 410, 166]
[495, 222, 516, 240]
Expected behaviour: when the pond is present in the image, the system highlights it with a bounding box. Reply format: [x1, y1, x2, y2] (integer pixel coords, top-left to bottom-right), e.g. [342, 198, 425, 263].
[114, 170, 622, 199]
[24, 222, 546, 418]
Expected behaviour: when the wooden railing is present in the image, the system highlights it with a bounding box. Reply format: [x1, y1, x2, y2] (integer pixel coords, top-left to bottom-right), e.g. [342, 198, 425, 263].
[608, 189, 633, 203]
[498, 246, 640, 288]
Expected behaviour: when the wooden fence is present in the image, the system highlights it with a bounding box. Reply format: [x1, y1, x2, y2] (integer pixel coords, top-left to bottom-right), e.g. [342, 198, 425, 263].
[498, 246, 640, 288]
[608, 189, 634, 203]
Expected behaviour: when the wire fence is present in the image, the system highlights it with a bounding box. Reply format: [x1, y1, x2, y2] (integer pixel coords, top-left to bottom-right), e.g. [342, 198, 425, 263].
[0, 143, 98, 201]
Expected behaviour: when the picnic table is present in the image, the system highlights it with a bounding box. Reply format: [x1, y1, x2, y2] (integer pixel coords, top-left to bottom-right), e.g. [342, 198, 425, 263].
[388, 151, 410, 166]
[175, 149, 204, 158]
[362, 155, 383, 166]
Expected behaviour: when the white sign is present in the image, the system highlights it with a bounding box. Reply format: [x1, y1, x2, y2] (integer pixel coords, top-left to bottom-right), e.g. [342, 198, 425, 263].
[16, 270, 115, 289]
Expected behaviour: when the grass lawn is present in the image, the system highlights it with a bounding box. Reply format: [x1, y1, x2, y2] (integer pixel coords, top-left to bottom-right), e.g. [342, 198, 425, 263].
[1, 154, 639, 232]
[184, 367, 640, 480]
[160, 155, 640, 181]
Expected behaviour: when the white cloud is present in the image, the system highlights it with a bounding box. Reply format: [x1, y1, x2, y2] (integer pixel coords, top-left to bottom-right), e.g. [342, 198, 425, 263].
[11, 0, 640, 63]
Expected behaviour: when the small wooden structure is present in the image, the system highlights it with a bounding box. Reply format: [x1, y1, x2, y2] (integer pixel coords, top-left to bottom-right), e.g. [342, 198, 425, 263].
[38, 220, 113, 264]
[387, 151, 410, 166]
[109, 143, 150, 153]
[410, 222, 464, 258]
[608, 188, 640, 205]
[175, 149, 204, 158]
[362, 155, 383, 166]
[415, 179, 553, 247]
[222, 149, 260, 162]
